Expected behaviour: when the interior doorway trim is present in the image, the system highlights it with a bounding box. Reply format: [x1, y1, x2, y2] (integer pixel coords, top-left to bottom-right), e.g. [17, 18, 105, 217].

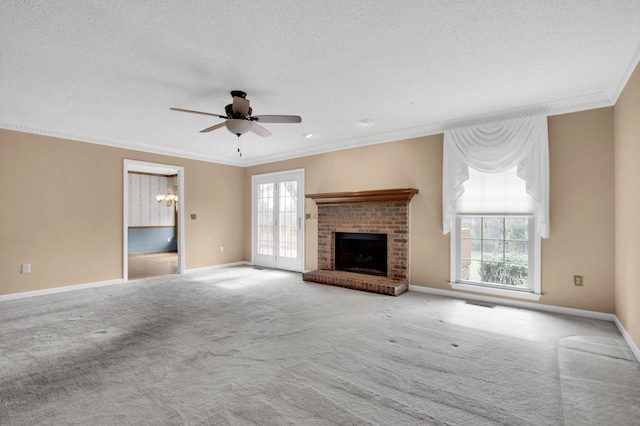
[123, 159, 185, 282]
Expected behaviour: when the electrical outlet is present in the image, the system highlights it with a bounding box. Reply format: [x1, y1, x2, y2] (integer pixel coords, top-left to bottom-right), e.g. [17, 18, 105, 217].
[21, 264, 31, 274]
[219, 246, 224, 253]
[573, 275, 583, 287]
[190, 214, 197, 220]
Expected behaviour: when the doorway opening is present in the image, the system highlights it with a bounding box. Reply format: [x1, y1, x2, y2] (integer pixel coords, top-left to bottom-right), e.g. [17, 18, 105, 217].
[123, 160, 185, 281]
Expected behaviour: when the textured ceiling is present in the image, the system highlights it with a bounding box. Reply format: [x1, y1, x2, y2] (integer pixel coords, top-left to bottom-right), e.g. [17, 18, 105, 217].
[2, 1, 640, 166]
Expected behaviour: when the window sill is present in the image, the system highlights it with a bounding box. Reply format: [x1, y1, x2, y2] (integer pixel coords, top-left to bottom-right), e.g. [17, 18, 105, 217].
[449, 282, 542, 301]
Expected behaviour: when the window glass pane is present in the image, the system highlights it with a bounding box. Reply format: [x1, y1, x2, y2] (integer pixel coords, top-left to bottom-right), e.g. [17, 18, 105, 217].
[461, 238, 482, 261]
[501, 263, 528, 287]
[466, 260, 482, 282]
[505, 217, 528, 241]
[479, 260, 505, 284]
[483, 217, 504, 240]
[470, 240, 482, 260]
[505, 241, 528, 264]
[482, 239, 503, 261]
[461, 217, 481, 238]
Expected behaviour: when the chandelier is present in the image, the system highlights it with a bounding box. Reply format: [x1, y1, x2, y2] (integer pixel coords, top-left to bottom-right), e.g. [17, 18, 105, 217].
[156, 188, 178, 207]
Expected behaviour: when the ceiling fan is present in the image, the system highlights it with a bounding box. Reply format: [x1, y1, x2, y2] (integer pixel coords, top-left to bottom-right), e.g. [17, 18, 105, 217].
[171, 91, 302, 155]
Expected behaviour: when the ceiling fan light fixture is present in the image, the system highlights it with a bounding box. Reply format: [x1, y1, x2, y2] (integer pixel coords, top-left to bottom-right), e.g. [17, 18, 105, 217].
[225, 119, 253, 136]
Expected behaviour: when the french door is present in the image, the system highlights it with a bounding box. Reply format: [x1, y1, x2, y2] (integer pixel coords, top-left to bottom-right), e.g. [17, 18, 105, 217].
[252, 170, 304, 271]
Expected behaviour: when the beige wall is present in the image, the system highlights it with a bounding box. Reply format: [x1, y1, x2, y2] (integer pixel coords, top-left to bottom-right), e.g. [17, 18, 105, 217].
[545, 109, 615, 312]
[615, 63, 640, 348]
[245, 108, 616, 313]
[244, 136, 449, 287]
[0, 129, 245, 295]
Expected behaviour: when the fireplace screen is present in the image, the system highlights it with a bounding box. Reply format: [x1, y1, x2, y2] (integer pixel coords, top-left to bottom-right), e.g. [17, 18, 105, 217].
[334, 232, 387, 277]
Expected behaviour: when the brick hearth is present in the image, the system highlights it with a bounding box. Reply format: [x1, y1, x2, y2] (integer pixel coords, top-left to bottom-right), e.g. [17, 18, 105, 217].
[302, 270, 408, 296]
[303, 188, 418, 296]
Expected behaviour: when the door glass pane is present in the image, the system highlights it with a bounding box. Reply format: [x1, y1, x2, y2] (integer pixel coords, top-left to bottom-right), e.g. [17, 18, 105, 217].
[278, 180, 298, 258]
[257, 183, 274, 255]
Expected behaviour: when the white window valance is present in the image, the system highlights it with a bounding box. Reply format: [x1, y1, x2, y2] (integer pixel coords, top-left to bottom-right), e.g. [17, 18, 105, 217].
[443, 115, 549, 238]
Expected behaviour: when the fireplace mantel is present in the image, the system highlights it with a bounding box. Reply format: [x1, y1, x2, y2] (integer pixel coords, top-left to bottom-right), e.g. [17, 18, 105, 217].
[306, 188, 418, 205]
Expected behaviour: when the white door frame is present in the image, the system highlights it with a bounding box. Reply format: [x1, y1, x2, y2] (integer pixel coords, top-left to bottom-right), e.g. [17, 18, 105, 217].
[251, 168, 305, 272]
[123, 159, 185, 282]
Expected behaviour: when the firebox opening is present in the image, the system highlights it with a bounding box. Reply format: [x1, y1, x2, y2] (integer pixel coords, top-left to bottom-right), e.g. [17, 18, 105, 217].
[334, 232, 387, 277]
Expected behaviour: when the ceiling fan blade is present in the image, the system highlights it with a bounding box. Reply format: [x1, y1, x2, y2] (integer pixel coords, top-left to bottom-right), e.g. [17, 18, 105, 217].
[252, 115, 302, 123]
[250, 122, 272, 137]
[200, 122, 226, 133]
[170, 108, 226, 119]
[232, 96, 250, 116]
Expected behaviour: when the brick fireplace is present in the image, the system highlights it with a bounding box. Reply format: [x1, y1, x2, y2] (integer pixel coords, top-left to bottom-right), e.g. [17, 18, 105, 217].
[303, 188, 418, 296]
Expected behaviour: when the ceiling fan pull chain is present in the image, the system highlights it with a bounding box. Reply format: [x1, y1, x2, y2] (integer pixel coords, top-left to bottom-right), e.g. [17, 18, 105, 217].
[237, 136, 242, 157]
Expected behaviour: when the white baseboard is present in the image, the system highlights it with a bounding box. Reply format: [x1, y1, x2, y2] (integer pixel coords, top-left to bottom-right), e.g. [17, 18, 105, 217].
[409, 285, 616, 321]
[0, 262, 250, 302]
[614, 316, 640, 364]
[184, 261, 251, 274]
[0, 278, 124, 302]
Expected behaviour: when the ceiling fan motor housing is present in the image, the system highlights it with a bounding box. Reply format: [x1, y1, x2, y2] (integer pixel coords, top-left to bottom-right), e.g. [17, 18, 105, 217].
[230, 90, 247, 99]
[225, 103, 252, 119]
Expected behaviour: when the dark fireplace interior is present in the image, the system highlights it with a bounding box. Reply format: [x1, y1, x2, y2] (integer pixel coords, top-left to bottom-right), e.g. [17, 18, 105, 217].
[335, 232, 387, 277]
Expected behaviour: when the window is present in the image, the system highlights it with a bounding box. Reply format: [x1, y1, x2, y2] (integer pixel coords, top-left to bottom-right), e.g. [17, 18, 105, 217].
[449, 168, 541, 300]
[443, 116, 548, 301]
[454, 215, 538, 291]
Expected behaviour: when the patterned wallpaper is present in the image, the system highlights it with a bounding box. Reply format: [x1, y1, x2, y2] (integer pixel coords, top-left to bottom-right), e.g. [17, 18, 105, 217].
[128, 173, 177, 227]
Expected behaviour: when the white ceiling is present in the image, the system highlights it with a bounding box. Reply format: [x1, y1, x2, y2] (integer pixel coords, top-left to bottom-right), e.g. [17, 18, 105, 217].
[2, 1, 640, 166]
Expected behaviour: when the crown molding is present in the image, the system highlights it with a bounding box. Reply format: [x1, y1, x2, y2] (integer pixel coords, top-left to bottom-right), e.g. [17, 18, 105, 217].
[0, 121, 244, 167]
[441, 91, 614, 131]
[243, 91, 614, 166]
[241, 121, 446, 166]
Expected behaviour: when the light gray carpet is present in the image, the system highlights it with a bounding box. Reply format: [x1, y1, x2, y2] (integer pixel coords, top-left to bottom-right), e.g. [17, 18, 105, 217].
[0, 266, 638, 425]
